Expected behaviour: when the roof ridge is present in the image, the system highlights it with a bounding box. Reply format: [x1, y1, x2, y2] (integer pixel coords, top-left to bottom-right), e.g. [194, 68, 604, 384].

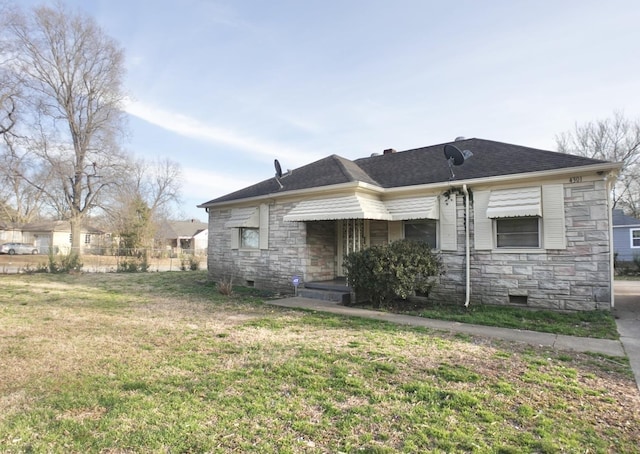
[332, 155, 382, 186]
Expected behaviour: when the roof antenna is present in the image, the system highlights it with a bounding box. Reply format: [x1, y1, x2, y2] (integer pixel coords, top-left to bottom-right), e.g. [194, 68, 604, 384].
[443, 144, 473, 180]
[274, 159, 284, 189]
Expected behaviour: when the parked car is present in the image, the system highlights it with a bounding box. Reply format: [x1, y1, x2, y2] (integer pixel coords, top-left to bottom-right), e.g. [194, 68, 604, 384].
[0, 242, 39, 255]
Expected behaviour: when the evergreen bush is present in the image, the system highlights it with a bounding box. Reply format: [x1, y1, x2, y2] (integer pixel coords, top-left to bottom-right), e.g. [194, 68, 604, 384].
[344, 239, 443, 308]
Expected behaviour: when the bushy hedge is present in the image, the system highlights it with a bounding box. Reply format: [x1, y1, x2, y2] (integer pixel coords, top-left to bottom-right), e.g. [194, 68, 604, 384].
[344, 239, 443, 308]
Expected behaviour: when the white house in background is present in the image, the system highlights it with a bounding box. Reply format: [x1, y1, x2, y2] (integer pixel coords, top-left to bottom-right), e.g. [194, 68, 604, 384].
[199, 138, 621, 311]
[19, 220, 106, 254]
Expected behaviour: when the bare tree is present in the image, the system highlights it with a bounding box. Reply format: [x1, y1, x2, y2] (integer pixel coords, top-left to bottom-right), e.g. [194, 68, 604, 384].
[0, 2, 19, 136]
[104, 157, 183, 251]
[0, 134, 46, 223]
[5, 3, 128, 253]
[556, 111, 640, 213]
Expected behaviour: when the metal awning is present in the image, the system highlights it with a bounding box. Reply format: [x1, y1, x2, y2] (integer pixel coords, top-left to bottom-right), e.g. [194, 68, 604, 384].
[486, 186, 541, 218]
[284, 195, 392, 221]
[224, 207, 260, 228]
[385, 196, 439, 220]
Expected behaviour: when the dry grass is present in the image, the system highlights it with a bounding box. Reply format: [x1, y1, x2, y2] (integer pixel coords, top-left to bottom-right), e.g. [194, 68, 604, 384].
[0, 271, 639, 453]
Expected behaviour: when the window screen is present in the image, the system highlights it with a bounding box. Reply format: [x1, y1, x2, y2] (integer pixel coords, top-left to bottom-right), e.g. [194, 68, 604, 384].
[496, 218, 539, 248]
[404, 219, 437, 248]
[240, 228, 259, 249]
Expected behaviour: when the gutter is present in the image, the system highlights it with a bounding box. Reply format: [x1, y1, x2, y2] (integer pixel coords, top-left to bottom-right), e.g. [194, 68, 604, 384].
[463, 184, 471, 307]
[199, 162, 622, 210]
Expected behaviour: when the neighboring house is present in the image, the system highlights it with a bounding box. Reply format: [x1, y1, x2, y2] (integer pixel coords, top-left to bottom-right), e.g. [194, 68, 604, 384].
[155, 220, 208, 254]
[0, 221, 21, 244]
[198, 138, 621, 311]
[613, 209, 640, 262]
[20, 220, 106, 254]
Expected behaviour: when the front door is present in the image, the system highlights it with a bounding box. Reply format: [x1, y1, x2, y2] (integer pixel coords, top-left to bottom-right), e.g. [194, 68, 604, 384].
[336, 219, 369, 277]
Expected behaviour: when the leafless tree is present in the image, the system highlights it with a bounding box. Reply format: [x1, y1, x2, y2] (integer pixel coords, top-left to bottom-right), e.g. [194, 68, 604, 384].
[4, 3, 128, 253]
[556, 111, 640, 214]
[0, 133, 46, 223]
[103, 157, 183, 249]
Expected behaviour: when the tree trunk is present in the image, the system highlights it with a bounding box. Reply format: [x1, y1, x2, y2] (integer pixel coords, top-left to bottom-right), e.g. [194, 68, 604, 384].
[69, 216, 82, 256]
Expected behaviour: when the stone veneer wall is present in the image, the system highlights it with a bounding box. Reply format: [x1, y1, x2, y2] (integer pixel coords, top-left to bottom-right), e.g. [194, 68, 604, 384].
[208, 179, 612, 310]
[207, 202, 337, 293]
[305, 221, 336, 282]
[430, 181, 613, 310]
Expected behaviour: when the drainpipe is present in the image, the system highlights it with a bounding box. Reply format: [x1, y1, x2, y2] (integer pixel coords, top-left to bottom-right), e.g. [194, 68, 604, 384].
[606, 173, 615, 309]
[463, 184, 471, 307]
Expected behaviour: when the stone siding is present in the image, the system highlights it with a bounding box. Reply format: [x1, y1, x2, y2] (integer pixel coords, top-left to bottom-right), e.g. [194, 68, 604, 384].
[208, 180, 613, 310]
[431, 182, 613, 310]
[207, 202, 336, 293]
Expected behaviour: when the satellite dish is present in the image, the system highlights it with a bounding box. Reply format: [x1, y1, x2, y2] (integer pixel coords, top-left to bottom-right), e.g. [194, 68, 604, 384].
[443, 144, 473, 180]
[274, 159, 283, 178]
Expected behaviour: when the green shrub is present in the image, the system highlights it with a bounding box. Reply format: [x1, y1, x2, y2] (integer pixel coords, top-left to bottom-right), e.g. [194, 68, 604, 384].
[344, 239, 443, 308]
[180, 255, 200, 271]
[117, 253, 149, 273]
[47, 250, 83, 274]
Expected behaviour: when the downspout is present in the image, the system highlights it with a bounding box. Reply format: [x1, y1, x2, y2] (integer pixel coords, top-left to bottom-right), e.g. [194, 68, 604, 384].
[463, 184, 471, 307]
[606, 173, 615, 309]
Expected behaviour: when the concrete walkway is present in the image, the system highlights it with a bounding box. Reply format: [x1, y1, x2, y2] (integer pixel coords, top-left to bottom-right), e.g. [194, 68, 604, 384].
[268, 281, 640, 390]
[613, 280, 640, 391]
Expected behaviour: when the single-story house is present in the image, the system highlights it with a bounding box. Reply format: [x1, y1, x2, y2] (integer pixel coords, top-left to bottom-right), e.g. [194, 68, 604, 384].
[0, 220, 21, 244]
[613, 209, 640, 262]
[19, 220, 106, 254]
[198, 138, 621, 311]
[155, 219, 208, 255]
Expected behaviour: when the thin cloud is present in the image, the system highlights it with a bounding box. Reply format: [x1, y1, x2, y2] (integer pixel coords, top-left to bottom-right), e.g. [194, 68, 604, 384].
[124, 99, 318, 165]
[182, 166, 261, 202]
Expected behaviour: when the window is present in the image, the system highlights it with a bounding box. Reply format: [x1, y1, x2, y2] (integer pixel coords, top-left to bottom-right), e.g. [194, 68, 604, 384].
[240, 228, 259, 249]
[404, 219, 437, 248]
[496, 217, 540, 248]
[632, 229, 640, 248]
[84, 234, 91, 244]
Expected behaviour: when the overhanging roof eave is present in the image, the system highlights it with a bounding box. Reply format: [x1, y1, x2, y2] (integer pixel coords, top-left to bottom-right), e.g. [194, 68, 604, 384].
[199, 161, 622, 208]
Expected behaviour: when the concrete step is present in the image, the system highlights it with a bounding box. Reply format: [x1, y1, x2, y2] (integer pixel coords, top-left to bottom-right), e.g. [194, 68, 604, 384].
[297, 287, 351, 304]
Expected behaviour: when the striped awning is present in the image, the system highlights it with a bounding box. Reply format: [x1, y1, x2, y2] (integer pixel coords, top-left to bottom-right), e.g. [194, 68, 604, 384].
[283, 195, 392, 221]
[225, 207, 260, 228]
[385, 196, 439, 220]
[486, 187, 541, 218]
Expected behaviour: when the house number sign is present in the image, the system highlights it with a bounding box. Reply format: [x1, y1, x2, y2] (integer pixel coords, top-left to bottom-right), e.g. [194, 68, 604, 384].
[292, 275, 300, 287]
[569, 176, 583, 183]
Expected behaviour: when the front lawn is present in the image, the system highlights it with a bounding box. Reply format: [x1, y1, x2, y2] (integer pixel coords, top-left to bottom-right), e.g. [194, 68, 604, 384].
[408, 304, 619, 339]
[0, 271, 638, 452]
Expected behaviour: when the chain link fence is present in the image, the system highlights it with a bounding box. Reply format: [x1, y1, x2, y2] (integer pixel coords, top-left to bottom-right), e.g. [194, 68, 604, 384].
[0, 247, 207, 274]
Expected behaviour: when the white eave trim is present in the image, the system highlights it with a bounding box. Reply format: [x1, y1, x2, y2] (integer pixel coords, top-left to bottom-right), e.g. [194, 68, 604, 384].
[200, 162, 622, 209]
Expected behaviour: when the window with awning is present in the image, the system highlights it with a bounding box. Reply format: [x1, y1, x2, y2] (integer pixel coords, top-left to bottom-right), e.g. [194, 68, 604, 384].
[486, 186, 541, 218]
[228, 205, 269, 250]
[225, 207, 260, 228]
[385, 196, 439, 220]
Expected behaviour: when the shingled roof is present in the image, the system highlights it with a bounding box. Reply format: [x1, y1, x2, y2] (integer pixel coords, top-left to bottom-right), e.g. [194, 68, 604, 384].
[613, 209, 640, 227]
[200, 138, 612, 206]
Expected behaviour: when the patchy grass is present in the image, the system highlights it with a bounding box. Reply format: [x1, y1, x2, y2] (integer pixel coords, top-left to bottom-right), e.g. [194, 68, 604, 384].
[404, 304, 620, 339]
[0, 271, 639, 453]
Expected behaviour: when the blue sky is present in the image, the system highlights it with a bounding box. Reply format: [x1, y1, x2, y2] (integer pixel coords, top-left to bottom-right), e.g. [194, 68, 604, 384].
[15, 0, 640, 221]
